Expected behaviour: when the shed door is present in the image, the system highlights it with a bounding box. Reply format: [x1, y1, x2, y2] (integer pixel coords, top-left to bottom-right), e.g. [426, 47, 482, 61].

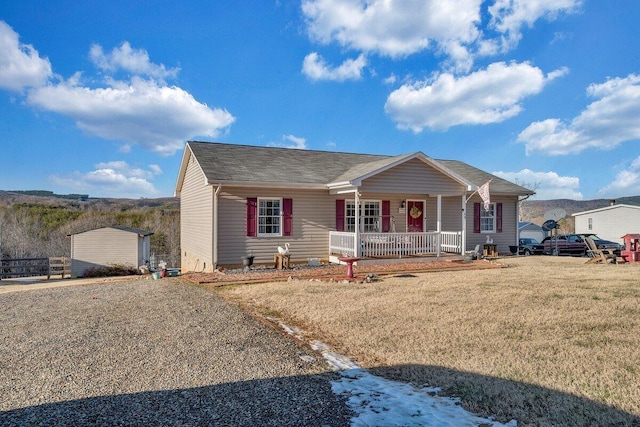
[407, 201, 424, 232]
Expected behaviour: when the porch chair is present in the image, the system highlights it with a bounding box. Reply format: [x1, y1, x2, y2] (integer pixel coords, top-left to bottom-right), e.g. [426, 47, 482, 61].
[584, 237, 616, 264]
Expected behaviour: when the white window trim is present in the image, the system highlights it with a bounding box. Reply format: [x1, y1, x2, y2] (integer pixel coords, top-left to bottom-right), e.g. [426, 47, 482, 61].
[257, 197, 283, 237]
[480, 202, 496, 234]
[346, 199, 382, 233]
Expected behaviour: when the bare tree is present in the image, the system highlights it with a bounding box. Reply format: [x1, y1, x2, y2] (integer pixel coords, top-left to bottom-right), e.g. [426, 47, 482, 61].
[514, 179, 541, 222]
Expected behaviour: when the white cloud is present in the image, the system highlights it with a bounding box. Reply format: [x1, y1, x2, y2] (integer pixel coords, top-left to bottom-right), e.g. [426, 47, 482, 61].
[268, 134, 308, 149]
[518, 74, 640, 155]
[383, 74, 397, 85]
[301, 0, 580, 71]
[0, 23, 234, 155]
[493, 168, 583, 200]
[0, 21, 52, 92]
[302, 0, 481, 60]
[89, 42, 179, 82]
[488, 0, 582, 52]
[27, 75, 235, 155]
[385, 61, 567, 132]
[49, 161, 162, 198]
[596, 157, 640, 199]
[302, 52, 367, 81]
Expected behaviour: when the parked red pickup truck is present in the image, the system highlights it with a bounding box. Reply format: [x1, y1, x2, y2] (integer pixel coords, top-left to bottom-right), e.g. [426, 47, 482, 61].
[542, 234, 621, 256]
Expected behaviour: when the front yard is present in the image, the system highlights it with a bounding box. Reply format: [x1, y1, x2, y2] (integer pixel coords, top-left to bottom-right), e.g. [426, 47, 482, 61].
[218, 256, 640, 426]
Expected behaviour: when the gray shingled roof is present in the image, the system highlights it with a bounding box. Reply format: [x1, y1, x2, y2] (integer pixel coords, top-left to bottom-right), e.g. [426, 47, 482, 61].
[188, 141, 388, 185]
[438, 160, 532, 195]
[184, 141, 533, 196]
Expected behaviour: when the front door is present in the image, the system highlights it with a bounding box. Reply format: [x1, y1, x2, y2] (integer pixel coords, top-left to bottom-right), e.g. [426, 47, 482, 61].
[406, 200, 424, 232]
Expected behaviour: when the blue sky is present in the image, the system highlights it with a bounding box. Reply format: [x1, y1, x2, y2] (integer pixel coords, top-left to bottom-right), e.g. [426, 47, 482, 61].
[1, 0, 639, 200]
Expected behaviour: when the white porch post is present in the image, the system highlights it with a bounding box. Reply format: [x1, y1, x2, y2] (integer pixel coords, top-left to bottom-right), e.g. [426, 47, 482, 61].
[461, 194, 467, 255]
[436, 194, 442, 257]
[354, 192, 360, 257]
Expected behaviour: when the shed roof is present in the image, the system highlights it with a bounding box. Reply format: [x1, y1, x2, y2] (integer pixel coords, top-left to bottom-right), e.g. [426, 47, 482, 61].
[175, 141, 533, 196]
[519, 221, 543, 230]
[68, 226, 154, 237]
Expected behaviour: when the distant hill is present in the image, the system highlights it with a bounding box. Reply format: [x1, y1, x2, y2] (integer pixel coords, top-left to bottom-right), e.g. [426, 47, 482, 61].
[0, 190, 179, 210]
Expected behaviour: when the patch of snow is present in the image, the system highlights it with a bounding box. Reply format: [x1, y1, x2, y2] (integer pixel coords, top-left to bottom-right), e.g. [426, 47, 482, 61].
[274, 318, 518, 427]
[311, 340, 360, 371]
[332, 368, 517, 427]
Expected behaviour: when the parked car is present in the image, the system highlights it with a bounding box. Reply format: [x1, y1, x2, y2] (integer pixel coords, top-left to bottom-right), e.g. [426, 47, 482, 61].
[542, 234, 621, 256]
[518, 238, 544, 256]
[579, 233, 622, 256]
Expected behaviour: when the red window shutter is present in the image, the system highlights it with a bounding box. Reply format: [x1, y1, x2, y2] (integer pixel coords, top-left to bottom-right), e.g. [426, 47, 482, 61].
[336, 199, 345, 231]
[474, 202, 481, 233]
[382, 200, 390, 232]
[283, 198, 293, 236]
[496, 202, 503, 233]
[246, 198, 257, 237]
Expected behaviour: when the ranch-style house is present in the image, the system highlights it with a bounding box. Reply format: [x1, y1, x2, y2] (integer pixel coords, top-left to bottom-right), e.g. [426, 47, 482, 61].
[174, 141, 533, 271]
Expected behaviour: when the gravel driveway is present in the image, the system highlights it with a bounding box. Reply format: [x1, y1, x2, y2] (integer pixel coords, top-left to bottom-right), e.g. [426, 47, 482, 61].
[0, 279, 352, 426]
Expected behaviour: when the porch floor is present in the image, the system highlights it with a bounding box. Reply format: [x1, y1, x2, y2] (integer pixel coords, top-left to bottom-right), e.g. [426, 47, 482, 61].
[330, 252, 463, 266]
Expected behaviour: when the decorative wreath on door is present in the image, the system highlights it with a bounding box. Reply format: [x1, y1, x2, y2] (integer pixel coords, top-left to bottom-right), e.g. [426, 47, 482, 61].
[409, 205, 422, 219]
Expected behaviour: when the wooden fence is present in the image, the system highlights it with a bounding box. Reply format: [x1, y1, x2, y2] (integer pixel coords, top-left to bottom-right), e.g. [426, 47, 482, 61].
[0, 257, 71, 280]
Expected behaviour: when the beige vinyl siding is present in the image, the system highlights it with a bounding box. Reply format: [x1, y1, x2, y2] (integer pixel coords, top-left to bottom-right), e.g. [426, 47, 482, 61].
[180, 155, 214, 272]
[217, 188, 335, 266]
[423, 195, 464, 231]
[360, 158, 465, 195]
[466, 195, 518, 254]
[71, 228, 139, 277]
[349, 194, 464, 233]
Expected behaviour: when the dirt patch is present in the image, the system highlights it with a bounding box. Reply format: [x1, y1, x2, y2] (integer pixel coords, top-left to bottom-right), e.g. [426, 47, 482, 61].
[183, 258, 501, 285]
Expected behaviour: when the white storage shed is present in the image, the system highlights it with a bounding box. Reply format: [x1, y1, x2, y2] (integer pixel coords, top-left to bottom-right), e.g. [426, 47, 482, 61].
[518, 222, 546, 243]
[69, 226, 153, 277]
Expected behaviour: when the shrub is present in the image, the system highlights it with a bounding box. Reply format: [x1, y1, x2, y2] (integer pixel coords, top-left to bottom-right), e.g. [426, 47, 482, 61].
[82, 263, 140, 278]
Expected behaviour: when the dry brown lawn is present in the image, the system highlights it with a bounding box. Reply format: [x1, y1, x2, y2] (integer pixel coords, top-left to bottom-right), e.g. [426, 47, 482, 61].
[217, 256, 640, 426]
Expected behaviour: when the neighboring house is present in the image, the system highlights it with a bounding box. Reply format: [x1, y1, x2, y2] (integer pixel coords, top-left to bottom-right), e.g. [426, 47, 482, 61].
[174, 141, 533, 271]
[518, 221, 546, 243]
[69, 226, 153, 277]
[573, 204, 640, 244]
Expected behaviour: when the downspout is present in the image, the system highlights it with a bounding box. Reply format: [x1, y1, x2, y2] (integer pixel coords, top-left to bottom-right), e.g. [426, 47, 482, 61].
[354, 191, 361, 257]
[213, 184, 222, 269]
[516, 196, 521, 246]
[436, 194, 442, 257]
[461, 193, 467, 255]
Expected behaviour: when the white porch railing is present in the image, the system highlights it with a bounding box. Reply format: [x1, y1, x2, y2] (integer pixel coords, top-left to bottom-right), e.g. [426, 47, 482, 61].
[329, 231, 462, 258]
[329, 231, 357, 257]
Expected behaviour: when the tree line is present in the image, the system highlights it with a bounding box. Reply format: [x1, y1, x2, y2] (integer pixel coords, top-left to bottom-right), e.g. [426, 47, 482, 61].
[0, 197, 180, 266]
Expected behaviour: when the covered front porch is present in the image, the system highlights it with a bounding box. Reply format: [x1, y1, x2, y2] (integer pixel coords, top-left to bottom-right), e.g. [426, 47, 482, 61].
[329, 230, 463, 264]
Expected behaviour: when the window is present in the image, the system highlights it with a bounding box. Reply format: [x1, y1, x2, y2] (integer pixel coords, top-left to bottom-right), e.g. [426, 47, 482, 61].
[345, 200, 381, 232]
[474, 202, 502, 234]
[362, 201, 381, 232]
[588, 217, 592, 230]
[480, 203, 496, 233]
[345, 201, 356, 232]
[258, 198, 281, 236]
